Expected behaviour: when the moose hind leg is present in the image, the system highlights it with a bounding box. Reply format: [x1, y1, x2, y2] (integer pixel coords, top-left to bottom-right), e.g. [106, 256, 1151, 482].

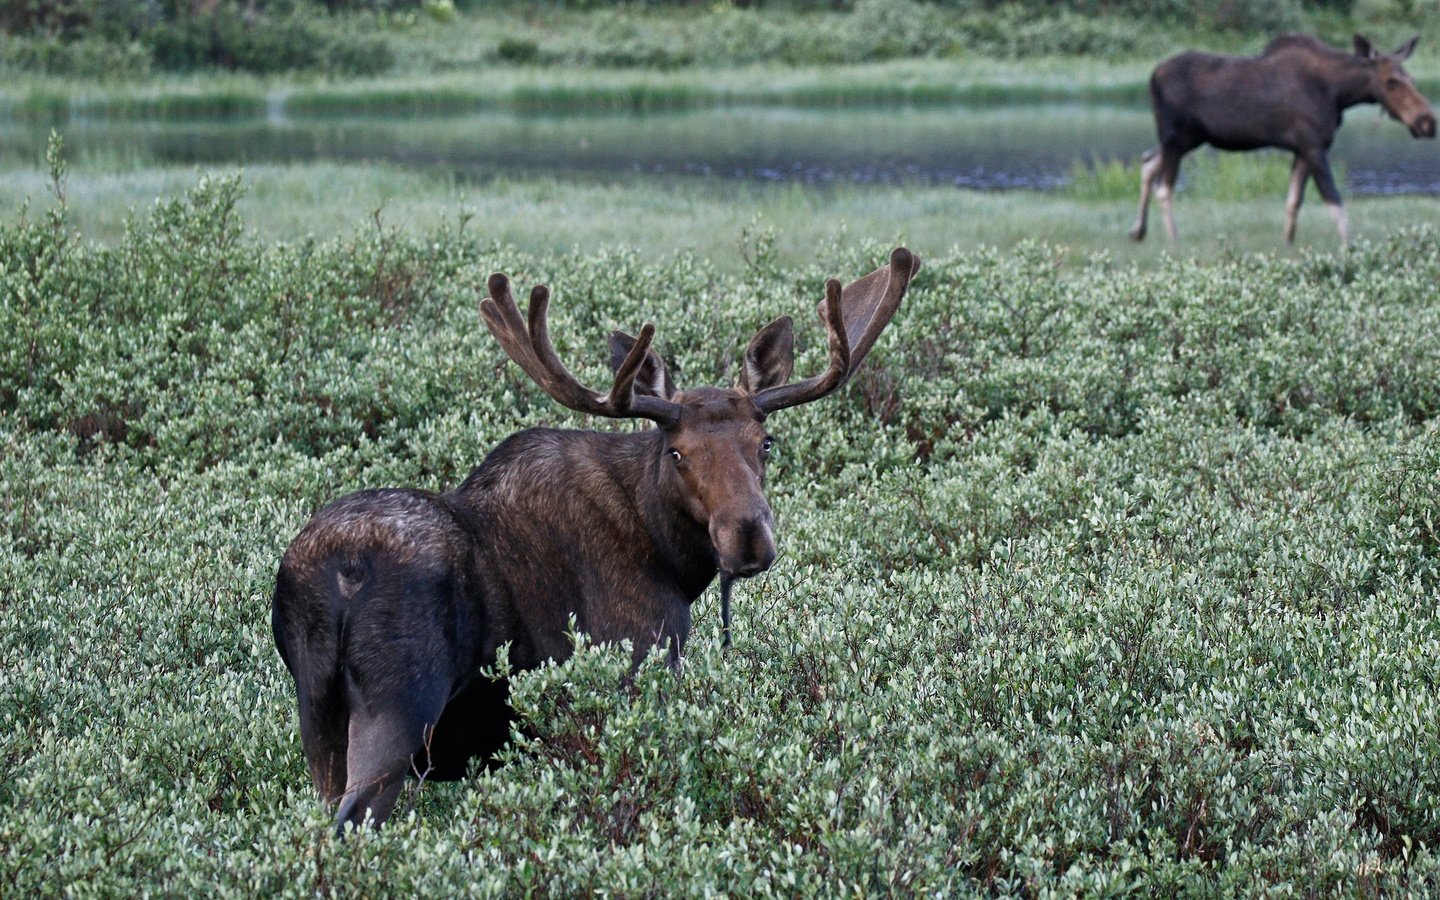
[334, 702, 444, 832]
[333, 647, 452, 831]
[1284, 156, 1309, 244]
[1304, 150, 1349, 246]
[1129, 146, 1162, 241]
[297, 691, 349, 803]
[1327, 204, 1351, 246]
[1157, 151, 1181, 242]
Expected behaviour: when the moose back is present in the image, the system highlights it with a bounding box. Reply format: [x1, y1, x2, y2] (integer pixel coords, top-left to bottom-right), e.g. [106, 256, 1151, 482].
[271, 248, 920, 830]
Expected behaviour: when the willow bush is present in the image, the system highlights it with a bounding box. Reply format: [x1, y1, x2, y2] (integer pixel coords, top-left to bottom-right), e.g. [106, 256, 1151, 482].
[3, 169, 1440, 893]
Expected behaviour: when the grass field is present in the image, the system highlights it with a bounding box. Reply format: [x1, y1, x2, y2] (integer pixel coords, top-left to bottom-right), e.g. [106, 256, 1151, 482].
[3, 154, 1435, 271]
[2, 156, 1440, 892]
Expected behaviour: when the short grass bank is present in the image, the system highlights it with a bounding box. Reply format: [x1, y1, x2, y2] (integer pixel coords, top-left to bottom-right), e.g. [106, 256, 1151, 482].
[0, 58, 1162, 124]
[1, 160, 1430, 268]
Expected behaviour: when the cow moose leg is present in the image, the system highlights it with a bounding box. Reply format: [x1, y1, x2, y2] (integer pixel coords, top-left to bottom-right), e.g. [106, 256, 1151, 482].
[1129, 146, 1163, 241]
[425, 676, 514, 780]
[1284, 156, 1309, 244]
[1157, 151, 1182, 242]
[1304, 149, 1349, 245]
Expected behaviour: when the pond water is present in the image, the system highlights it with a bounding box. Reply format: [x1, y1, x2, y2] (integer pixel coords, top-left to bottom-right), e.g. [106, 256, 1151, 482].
[5, 103, 1439, 194]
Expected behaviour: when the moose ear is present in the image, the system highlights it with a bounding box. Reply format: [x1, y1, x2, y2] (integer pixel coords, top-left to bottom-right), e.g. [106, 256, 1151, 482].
[1354, 34, 1377, 59]
[1395, 35, 1419, 60]
[608, 330, 676, 400]
[739, 316, 795, 394]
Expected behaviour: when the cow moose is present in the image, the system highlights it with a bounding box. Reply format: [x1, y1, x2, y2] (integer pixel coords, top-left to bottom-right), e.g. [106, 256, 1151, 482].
[271, 247, 920, 831]
[1130, 33, 1436, 245]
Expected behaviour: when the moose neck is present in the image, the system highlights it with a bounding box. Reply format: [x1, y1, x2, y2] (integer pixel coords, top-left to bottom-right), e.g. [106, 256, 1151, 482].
[456, 426, 720, 603]
[1330, 57, 1384, 110]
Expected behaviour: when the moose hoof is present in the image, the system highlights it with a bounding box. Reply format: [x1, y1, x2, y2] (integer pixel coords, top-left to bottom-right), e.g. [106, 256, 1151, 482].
[1128, 226, 1146, 242]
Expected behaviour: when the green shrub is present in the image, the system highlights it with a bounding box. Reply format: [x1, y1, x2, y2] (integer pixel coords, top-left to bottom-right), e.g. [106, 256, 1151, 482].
[147, 8, 393, 75]
[948, 7, 1147, 59]
[0, 33, 152, 78]
[0, 0, 163, 41]
[0, 2, 396, 77]
[3, 168, 1440, 891]
[495, 36, 540, 64]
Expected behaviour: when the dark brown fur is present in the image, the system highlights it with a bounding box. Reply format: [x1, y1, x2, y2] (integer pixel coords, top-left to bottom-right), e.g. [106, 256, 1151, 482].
[271, 248, 920, 830]
[1130, 33, 1436, 245]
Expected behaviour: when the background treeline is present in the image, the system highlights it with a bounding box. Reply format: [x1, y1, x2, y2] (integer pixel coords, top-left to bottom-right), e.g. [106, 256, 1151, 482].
[1, 0, 1435, 77]
[0, 0, 396, 76]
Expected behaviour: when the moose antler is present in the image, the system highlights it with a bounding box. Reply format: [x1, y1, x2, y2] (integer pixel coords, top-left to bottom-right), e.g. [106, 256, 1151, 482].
[754, 246, 919, 413]
[481, 274, 681, 425]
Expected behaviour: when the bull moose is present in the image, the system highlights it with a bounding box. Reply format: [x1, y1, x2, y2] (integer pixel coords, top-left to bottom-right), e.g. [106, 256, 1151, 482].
[272, 248, 920, 830]
[1130, 33, 1436, 245]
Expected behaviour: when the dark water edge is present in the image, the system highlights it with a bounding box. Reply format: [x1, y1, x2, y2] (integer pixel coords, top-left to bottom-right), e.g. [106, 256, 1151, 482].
[3, 104, 1438, 195]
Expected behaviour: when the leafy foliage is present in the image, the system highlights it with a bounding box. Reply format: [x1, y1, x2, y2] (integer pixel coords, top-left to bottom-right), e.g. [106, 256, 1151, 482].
[471, 1, 1156, 68]
[3, 169, 1440, 892]
[146, 6, 392, 75]
[6, 0, 1438, 77]
[0, 0, 392, 75]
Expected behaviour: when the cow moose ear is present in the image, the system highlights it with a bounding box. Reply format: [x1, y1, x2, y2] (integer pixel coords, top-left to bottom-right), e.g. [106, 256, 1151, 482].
[608, 330, 676, 400]
[739, 316, 795, 394]
[1354, 34, 1377, 59]
[1395, 35, 1419, 60]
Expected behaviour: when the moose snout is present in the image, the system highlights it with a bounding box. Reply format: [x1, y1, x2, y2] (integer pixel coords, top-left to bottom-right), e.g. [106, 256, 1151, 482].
[711, 512, 777, 578]
[1413, 113, 1437, 138]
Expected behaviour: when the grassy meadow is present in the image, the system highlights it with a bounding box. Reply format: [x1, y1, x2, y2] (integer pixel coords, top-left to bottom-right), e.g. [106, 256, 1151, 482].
[0, 152, 1433, 269]
[3, 148, 1440, 892]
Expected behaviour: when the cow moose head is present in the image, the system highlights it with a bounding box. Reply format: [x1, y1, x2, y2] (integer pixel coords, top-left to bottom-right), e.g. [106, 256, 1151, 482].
[1355, 34, 1437, 138]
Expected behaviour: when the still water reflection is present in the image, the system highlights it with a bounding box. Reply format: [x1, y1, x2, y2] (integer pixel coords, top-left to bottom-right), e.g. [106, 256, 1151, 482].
[5, 104, 1438, 194]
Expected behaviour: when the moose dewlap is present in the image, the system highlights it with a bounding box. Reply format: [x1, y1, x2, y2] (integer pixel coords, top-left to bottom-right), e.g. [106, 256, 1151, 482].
[271, 247, 920, 831]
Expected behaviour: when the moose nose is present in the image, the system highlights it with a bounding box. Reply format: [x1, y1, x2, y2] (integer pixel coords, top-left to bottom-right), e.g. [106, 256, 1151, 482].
[1414, 113, 1437, 138]
[732, 543, 776, 578]
[712, 514, 776, 578]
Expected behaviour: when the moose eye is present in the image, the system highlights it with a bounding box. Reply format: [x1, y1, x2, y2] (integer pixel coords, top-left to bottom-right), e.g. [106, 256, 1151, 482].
[760, 437, 776, 456]
[668, 448, 684, 463]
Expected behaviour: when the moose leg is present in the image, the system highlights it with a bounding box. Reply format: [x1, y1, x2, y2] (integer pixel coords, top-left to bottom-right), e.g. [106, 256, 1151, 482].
[426, 676, 514, 779]
[1304, 150, 1349, 246]
[1129, 146, 1163, 241]
[333, 651, 451, 832]
[334, 702, 444, 832]
[1284, 156, 1309, 244]
[665, 598, 691, 674]
[297, 691, 349, 803]
[627, 596, 692, 675]
[1157, 151, 1182, 242]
